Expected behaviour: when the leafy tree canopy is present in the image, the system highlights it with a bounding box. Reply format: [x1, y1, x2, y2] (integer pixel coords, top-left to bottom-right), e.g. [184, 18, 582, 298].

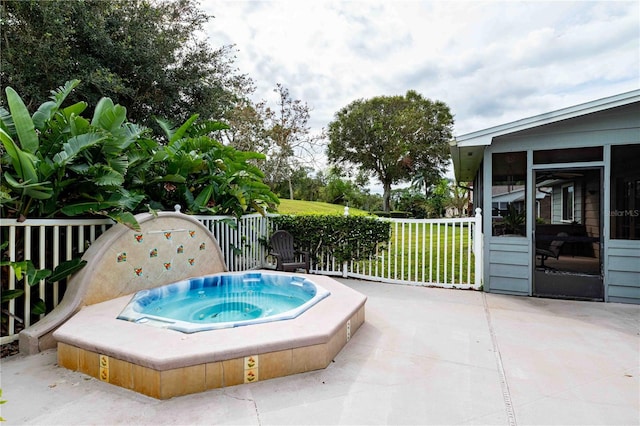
[0, 0, 252, 127]
[219, 84, 324, 200]
[327, 90, 454, 211]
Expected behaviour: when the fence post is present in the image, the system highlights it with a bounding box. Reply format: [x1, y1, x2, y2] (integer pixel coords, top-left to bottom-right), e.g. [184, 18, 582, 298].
[474, 208, 483, 289]
[342, 206, 349, 277]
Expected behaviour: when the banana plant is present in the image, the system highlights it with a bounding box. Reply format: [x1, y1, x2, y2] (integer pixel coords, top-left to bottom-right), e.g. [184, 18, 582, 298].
[1, 82, 145, 229]
[0, 87, 54, 219]
[150, 115, 279, 216]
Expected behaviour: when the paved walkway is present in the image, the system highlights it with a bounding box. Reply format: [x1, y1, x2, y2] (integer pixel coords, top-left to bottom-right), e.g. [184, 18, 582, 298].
[2, 279, 638, 425]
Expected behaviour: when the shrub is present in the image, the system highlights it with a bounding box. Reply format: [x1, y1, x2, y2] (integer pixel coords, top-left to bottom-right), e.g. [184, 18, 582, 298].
[373, 211, 412, 218]
[271, 215, 391, 265]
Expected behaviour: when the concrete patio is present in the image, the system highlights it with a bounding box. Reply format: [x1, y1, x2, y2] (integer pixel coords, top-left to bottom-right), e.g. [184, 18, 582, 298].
[2, 278, 638, 425]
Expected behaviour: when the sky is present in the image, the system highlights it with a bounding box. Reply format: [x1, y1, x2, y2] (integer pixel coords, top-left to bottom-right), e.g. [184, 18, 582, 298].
[201, 0, 639, 184]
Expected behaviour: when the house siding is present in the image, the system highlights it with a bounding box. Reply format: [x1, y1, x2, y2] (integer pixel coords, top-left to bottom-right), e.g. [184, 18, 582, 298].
[606, 242, 640, 303]
[478, 100, 639, 303]
[487, 239, 530, 295]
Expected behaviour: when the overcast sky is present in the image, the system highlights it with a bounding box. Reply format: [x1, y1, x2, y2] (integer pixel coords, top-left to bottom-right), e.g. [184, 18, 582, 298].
[202, 0, 638, 187]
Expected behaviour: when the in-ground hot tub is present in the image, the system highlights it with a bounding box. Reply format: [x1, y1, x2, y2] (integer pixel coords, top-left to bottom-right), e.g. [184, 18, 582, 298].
[54, 273, 365, 399]
[117, 272, 331, 332]
[46, 212, 365, 399]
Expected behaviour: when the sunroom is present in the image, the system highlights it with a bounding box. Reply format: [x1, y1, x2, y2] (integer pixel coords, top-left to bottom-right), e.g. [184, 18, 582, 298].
[451, 90, 640, 303]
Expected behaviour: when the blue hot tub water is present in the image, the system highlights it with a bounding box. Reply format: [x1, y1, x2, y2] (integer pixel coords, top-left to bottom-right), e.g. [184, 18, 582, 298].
[117, 272, 331, 333]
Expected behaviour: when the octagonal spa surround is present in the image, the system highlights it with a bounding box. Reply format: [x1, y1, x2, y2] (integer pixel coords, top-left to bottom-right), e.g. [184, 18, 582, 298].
[23, 211, 366, 398]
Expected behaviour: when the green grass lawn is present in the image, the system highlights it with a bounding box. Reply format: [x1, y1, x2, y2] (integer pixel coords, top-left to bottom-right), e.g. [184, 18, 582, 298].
[271, 200, 476, 285]
[275, 199, 370, 216]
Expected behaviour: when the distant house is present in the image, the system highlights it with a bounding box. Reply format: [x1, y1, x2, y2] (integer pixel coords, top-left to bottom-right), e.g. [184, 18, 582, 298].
[451, 90, 640, 303]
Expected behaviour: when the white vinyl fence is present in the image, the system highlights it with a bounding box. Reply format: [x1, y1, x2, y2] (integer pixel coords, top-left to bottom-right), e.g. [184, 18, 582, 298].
[310, 209, 483, 289]
[1, 210, 482, 344]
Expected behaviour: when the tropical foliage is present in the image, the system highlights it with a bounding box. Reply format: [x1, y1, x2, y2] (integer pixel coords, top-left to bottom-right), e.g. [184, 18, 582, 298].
[0, 81, 279, 228]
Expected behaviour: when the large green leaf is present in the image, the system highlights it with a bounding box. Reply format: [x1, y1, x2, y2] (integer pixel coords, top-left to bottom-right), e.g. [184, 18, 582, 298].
[92, 166, 125, 186]
[156, 114, 199, 143]
[1, 289, 24, 303]
[172, 114, 199, 141]
[90, 97, 115, 127]
[0, 129, 39, 184]
[5, 86, 39, 153]
[32, 80, 82, 128]
[9, 260, 28, 280]
[47, 258, 87, 283]
[108, 189, 145, 211]
[0, 106, 16, 135]
[91, 97, 127, 132]
[154, 116, 174, 141]
[52, 133, 107, 166]
[68, 112, 90, 136]
[191, 184, 214, 211]
[105, 211, 140, 231]
[31, 101, 58, 130]
[31, 299, 47, 315]
[60, 201, 113, 216]
[25, 261, 52, 285]
[191, 120, 229, 135]
[102, 122, 146, 154]
[63, 101, 88, 118]
[107, 156, 129, 175]
[148, 174, 187, 184]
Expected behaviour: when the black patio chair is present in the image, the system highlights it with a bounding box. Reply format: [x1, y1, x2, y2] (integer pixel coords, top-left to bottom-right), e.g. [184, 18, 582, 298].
[268, 230, 310, 273]
[536, 232, 568, 268]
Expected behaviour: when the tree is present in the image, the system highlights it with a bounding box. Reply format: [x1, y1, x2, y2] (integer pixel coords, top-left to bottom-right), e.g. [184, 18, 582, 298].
[426, 179, 452, 218]
[219, 100, 267, 153]
[258, 84, 323, 200]
[448, 183, 470, 217]
[0, 0, 253, 127]
[327, 90, 453, 211]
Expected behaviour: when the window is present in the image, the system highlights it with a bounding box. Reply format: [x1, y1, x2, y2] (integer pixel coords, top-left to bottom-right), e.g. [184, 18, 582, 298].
[611, 144, 640, 240]
[533, 147, 602, 164]
[492, 152, 527, 236]
[562, 184, 574, 222]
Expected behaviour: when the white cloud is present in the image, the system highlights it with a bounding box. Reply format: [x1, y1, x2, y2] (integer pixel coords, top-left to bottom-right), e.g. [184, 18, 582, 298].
[202, 0, 639, 175]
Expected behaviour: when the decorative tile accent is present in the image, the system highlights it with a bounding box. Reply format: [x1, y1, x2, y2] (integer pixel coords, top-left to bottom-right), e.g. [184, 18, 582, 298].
[199, 242, 206, 251]
[163, 262, 171, 271]
[177, 245, 184, 254]
[99, 354, 109, 382]
[117, 252, 127, 263]
[134, 267, 143, 276]
[189, 230, 196, 238]
[244, 355, 259, 383]
[134, 234, 144, 243]
[100, 354, 109, 369]
[149, 248, 158, 258]
[164, 232, 172, 240]
[244, 369, 258, 383]
[244, 355, 258, 369]
[188, 258, 195, 266]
